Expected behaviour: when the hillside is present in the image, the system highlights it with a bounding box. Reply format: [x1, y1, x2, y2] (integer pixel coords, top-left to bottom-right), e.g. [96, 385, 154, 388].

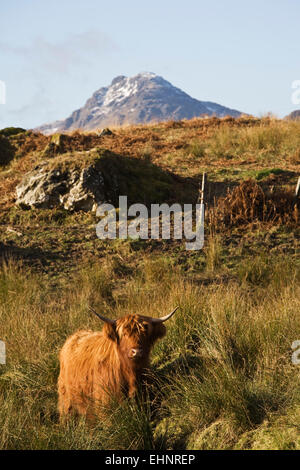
[0, 116, 300, 450]
[35, 73, 243, 133]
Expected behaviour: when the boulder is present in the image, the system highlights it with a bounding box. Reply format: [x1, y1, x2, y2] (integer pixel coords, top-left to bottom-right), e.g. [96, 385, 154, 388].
[15, 148, 174, 212]
[16, 162, 107, 212]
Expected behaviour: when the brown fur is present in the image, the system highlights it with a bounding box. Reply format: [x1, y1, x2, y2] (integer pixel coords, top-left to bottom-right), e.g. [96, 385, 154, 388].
[58, 314, 166, 420]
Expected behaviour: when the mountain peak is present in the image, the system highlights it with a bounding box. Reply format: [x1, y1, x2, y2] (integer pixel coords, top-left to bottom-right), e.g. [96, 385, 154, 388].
[137, 71, 157, 78]
[36, 73, 243, 134]
[110, 75, 127, 86]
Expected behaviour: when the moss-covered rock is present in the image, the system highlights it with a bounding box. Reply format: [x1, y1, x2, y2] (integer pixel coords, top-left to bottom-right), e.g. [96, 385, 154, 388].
[187, 418, 240, 450]
[236, 425, 300, 450]
[153, 417, 189, 450]
[15, 148, 175, 211]
[235, 407, 300, 450]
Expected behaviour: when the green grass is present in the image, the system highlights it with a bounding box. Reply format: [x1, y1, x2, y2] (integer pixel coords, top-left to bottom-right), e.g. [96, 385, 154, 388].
[0, 249, 299, 450]
[185, 120, 300, 168]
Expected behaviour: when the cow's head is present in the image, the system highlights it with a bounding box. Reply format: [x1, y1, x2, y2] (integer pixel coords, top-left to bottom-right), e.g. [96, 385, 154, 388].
[89, 307, 179, 364]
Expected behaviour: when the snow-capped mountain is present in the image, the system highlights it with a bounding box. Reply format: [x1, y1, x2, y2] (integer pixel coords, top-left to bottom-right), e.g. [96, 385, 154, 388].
[36, 72, 243, 134]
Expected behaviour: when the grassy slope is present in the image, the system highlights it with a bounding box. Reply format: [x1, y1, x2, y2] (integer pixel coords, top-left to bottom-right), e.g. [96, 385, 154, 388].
[0, 117, 299, 450]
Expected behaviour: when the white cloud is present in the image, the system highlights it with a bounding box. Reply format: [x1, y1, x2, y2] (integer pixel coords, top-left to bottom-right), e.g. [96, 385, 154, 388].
[0, 30, 118, 75]
[0, 30, 120, 128]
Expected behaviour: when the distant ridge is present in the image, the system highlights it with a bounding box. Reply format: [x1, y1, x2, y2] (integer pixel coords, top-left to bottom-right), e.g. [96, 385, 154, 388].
[285, 110, 300, 121]
[36, 72, 243, 134]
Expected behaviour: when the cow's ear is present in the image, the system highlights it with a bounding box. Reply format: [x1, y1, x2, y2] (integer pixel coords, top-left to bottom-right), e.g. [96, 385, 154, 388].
[103, 323, 118, 342]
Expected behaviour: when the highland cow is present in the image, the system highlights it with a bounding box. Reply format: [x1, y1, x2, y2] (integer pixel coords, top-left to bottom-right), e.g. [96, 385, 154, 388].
[58, 306, 178, 420]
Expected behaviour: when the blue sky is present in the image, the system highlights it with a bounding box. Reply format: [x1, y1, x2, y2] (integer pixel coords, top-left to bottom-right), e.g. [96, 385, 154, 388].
[0, 0, 299, 128]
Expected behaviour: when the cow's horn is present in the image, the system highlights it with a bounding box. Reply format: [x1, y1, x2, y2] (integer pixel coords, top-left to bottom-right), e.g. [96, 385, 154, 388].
[150, 306, 179, 323]
[89, 306, 115, 325]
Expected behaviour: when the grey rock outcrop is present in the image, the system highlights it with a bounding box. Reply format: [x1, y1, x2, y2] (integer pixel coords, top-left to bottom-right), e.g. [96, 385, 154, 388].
[16, 162, 107, 212]
[15, 148, 176, 212]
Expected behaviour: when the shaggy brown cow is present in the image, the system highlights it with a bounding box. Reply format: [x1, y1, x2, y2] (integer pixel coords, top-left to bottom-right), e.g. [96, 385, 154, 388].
[58, 306, 178, 420]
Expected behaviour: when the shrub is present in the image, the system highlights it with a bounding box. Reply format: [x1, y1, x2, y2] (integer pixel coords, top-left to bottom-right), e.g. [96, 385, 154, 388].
[0, 127, 26, 138]
[0, 136, 15, 166]
[213, 180, 299, 227]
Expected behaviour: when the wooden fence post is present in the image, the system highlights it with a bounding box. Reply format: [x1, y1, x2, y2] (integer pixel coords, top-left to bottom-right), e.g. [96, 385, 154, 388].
[296, 176, 300, 198]
[198, 172, 206, 205]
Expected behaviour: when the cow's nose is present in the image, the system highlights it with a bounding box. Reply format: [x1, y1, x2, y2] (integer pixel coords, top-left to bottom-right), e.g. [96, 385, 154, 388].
[131, 348, 142, 357]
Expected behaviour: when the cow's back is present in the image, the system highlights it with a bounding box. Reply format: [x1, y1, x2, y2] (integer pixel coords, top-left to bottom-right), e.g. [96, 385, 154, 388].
[58, 329, 110, 418]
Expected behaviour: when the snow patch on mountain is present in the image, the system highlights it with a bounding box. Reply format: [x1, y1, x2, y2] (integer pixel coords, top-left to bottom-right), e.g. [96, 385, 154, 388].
[103, 78, 139, 107]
